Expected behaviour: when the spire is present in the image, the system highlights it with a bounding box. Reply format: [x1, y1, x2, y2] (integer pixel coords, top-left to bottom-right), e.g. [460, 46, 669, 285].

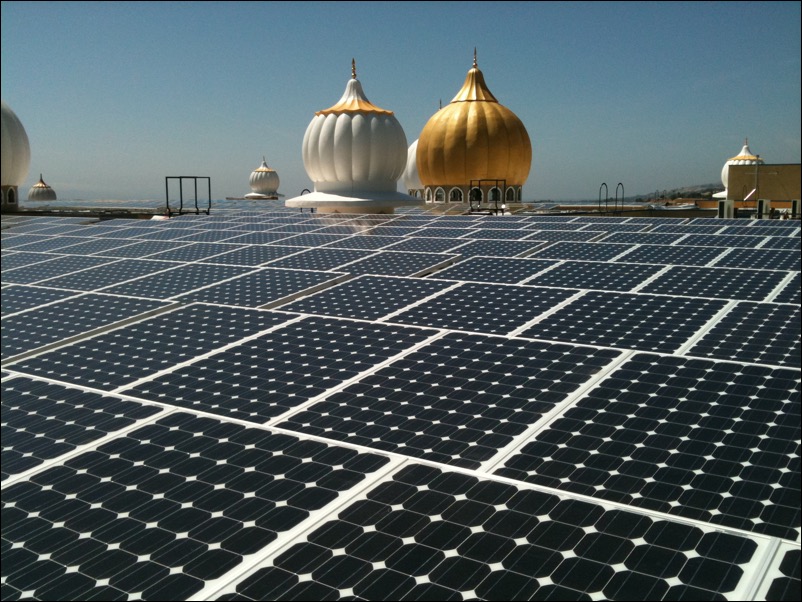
[352, 58, 357, 79]
[450, 49, 498, 103]
[316, 60, 394, 116]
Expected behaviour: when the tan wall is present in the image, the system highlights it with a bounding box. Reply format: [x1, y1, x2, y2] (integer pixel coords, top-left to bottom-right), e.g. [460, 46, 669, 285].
[727, 164, 801, 201]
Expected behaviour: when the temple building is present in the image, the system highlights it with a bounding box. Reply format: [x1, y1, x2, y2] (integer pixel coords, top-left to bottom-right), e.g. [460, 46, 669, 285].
[1, 100, 31, 212]
[27, 173, 57, 202]
[416, 52, 532, 207]
[285, 60, 420, 214]
[715, 139, 764, 200]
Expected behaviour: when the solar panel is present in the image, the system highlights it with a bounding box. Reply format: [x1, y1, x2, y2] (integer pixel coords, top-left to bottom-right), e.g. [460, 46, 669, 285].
[281, 275, 456, 320]
[494, 353, 800, 541]
[530, 241, 635, 261]
[175, 268, 348, 308]
[3, 253, 120, 288]
[427, 257, 559, 284]
[32, 258, 182, 291]
[279, 333, 620, 468]
[8, 305, 298, 390]
[525, 260, 665, 291]
[1, 376, 162, 480]
[1, 285, 78, 316]
[120, 317, 436, 422]
[640, 265, 789, 301]
[2, 210, 799, 602]
[335, 251, 458, 277]
[100, 264, 253, 299]
[390, 282, 579, 335]
[687, 302, 800, 368]
[2, 294, 169, 361]
[0, 411, 393, 601]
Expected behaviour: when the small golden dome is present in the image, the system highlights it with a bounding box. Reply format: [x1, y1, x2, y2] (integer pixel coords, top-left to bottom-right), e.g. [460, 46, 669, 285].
[417, 53, 531, 188]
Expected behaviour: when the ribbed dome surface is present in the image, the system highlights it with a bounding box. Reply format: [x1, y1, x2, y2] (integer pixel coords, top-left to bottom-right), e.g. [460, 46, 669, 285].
[301, 63, 407, 194]
[1, 100, 31, 187]
[721, 139, 764, 188]
[249, 158, 280, 195]
[27, 174, 57, 201]
[417, 57, 531, 188]
[403, 139, 423, 191]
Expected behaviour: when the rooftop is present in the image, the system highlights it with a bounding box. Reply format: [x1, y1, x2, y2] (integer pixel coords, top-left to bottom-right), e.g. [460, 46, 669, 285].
[2, 207, 800, 601]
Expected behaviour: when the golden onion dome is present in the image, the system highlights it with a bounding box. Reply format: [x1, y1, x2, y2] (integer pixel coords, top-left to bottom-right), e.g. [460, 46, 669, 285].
[417, 53, 531, 187]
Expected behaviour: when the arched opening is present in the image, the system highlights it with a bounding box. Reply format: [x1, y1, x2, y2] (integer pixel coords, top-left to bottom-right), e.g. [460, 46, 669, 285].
[517, 187, 523, 202]
[489, 187, 501, 203]
[435, 188, 446, 203]
[425, 188, 433, 203]
[469, 187, 483, 204]
[505, 187, 515, 203]
[8, 188, 17, 204]
[449, 188, 463, 203]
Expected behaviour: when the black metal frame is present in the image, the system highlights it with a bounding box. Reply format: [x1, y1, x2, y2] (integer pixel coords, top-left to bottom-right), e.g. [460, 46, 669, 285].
[165, 177, 211, 216]
[469, 179, 507, 214]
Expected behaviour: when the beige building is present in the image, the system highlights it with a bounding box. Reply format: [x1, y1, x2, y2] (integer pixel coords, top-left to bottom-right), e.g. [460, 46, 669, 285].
[725, 163, 801, 202]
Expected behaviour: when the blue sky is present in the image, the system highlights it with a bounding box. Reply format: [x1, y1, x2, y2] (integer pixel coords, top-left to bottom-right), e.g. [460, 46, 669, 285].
[2, 1, 800, 202]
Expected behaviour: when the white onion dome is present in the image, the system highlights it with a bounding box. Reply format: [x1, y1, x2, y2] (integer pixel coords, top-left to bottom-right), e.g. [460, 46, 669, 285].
[1, 100, 31, 188]
[301, 60, 408, 194]
[721, 139, 763, 188]
[27, 173, 57, 201]
[249, 157, 280, 196]
[403, 139, 423, 191]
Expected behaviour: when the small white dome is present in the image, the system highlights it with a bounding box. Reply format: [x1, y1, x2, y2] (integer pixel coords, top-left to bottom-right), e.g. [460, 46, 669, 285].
[249, 157, 280, 196]
[721, 139, 763, 188]
[1, 100, 31, 188]
[301, 62, 407, 195]
[403, 139, 423, 191]
[27, 174, 57, 201]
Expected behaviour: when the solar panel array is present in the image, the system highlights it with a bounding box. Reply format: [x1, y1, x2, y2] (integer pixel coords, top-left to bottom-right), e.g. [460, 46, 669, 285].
[2, 209, 799, 601]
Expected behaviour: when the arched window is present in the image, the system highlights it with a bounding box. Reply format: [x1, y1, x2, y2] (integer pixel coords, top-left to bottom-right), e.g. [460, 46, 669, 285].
[517, 187, 523, 202]
[8, 188, 16, 204]
[435, 188, 446, 203]
[470, 187, 483, 204]
[425, 188, 433, 203]
[449, 188, 463, 203]
[506, 187, 515, 203]
[489, 187, 501, 203]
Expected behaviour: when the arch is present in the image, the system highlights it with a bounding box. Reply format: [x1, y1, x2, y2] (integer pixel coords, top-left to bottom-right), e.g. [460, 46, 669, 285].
[517, 187, 523, 202]
[449, 187, 463, 203]
[8, 188, 17, 204]
[434, 187, 446, 203]
[425, 188, 433, 203]
[469, 187, 483, 204]
[489, 187, 501, 203]
[505, 187, 515, 203]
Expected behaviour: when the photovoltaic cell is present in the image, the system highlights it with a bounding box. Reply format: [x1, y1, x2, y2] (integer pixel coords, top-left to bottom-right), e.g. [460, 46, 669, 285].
[1, 255, 118, 285]
[495, 353, 801, 540]
[519, 291, 728, 353]
[9, 305, 295, 389]
[1, 251, 66, 271]
[678, 234, 767, 248]
[447, 238, 545, 258]
[325, 236, 407, 250]
[384, 237, 469, 253]
[280, 332, 620, 468]
[712, 248, 800, 271]
[596, 232, 687, 245]
[760, 236, 801, 251]
[266, 247, 375, 271]
[772, 273, 801, 304]
[1, 376, 162, 480]
[335, 251, 458, 277]
[121, 317, 435, 422]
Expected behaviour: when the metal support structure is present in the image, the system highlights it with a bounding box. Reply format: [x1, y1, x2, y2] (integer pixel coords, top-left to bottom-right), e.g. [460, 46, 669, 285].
[165, 177, 211, 216]
[469, 179, 506, 214]
[598, 182, 608, 213]
[614, 182, 624, 215]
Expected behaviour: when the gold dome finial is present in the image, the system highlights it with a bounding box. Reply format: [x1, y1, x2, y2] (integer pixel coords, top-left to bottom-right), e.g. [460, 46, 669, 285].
[352, 58, 357, 79]
[473, 48, 477, 68]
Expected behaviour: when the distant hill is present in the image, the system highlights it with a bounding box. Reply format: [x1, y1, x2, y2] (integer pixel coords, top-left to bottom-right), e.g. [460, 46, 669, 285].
[544, 183, 722, 204]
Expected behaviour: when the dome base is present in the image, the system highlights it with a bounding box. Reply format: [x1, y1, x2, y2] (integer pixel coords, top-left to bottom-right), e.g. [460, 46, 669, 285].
[285, 191, 423, 214]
